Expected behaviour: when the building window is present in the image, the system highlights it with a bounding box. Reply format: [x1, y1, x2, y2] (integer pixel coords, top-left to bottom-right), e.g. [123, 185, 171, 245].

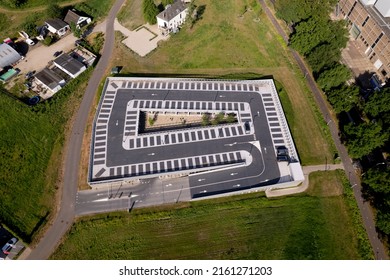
[362, 16, 369, 27]
[347, 1, 357, 18]
[371, 33, 384, 49]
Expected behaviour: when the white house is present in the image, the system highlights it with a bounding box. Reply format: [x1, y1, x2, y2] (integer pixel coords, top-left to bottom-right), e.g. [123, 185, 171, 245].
[45, 18, 69, 37]
[157, 0, 188, 34]
[64, 9, 92, 29]
[54, 53, 86, 78]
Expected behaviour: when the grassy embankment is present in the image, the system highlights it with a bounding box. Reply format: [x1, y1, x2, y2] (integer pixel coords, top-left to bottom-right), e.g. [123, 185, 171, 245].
[0, 0, 114, 242]
[51, 170, 372, 259]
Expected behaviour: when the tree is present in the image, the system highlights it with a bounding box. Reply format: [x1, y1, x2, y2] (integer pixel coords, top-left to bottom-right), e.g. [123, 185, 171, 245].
[306, 44, 341, 73]
[316, 63, 351, 91]
[143, 0, 159, 24]
[275, 0, 335, 24]
[21, 21, 38, 37]
[290, 17, 347, 57]
[376, 212, 390, 235]
[202, 113, 211, 126]
[362, 168, 390, 194]
[162, 0, 174, 6]
[364, 87, 390, 118]
[46, 3, 62, 19]
[344, 122, 389, 159]
[290, 17, 332, 56]
[3, 0, 25, 8]
[70, 22, 82, 38]
[327, 85, 360, 114]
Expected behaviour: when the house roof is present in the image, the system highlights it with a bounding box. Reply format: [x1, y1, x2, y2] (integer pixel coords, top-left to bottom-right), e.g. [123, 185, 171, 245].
[35, 68, 63, 90]
[157, 0, 187, 22]
[0, 43, 21, 69]
[46, 18, 69, 31]
[54, 54, 85, 75]
[64, 9, 91, 26]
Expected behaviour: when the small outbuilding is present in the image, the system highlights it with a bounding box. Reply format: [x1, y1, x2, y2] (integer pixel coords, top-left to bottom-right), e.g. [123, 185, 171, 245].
[34, 68, 65, 94]
[0, 43, 22, 69]
[45, 19, 69, 37]
[54, 53, 86, 78]
[64, 9, 92, 29]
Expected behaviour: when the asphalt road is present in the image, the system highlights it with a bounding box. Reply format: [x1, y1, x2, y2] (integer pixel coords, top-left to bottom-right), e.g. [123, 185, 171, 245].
[76, 176, 191, 216]
[26, 0, 126, 260]
[259, 0, 388, 259]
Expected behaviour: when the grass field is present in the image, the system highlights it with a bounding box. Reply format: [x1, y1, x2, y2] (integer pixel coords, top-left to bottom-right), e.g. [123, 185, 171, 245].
[112, 0, 335, 165]
[117, 0, 144, 31]
[51, 170, 372, 260]
[0, 69, 92, 243]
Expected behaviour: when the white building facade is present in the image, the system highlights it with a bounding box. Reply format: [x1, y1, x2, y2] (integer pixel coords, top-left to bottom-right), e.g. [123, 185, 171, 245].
[157, 1, 189, 34]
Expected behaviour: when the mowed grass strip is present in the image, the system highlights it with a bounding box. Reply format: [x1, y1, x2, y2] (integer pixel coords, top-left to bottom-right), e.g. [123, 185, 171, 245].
[51, 171, 369, 260]
[112, 0, 334, 165]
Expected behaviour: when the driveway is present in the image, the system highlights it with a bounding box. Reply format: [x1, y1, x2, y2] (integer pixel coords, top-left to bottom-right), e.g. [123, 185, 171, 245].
[16, 33, 78, 74]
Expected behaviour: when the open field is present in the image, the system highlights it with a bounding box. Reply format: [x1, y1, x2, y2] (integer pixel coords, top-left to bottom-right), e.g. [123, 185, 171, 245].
[111, 0, 335, 165]
[117, 0, 144, 31]
[0, 69, 93, 242]
[51, 170, 371, 260]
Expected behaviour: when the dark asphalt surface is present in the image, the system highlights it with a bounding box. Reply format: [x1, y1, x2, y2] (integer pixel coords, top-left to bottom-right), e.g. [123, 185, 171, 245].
[104, 87, 280, 197]
[259, 0, 388, 259]
[26, 0, 126, 260]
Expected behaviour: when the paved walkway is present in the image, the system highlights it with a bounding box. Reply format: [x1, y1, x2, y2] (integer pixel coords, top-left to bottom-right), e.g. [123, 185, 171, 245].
[114, 19, 170, 57]
[266, 164, 344, 197]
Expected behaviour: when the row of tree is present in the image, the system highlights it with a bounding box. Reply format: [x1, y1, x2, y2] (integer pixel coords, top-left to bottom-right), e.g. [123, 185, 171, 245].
[143, 0, 175, 24]
[275, 0, 390, 240]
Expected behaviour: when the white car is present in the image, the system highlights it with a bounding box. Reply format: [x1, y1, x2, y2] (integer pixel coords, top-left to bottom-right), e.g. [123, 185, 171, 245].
[26, 38, 35, 46]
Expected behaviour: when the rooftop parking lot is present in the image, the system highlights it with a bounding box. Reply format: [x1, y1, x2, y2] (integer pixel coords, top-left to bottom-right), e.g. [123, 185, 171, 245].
[89, 78, 303, 198]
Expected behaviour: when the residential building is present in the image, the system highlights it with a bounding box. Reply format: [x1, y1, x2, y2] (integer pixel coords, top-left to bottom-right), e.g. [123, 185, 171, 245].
[34, 68, 65, 94]
[157, 0, 189, 34]
[45, 19, 69, 37]
[54, 53, 86, 78]
[64, 9, 92, 29]
[0, 43, 22, 69]
[338, 0, 390, 82]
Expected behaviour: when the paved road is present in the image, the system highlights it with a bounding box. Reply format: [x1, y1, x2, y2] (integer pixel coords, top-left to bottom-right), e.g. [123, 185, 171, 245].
[259, 0, 388, 259]
[25, 0, 126, 260]
[76, 176, 191, 216]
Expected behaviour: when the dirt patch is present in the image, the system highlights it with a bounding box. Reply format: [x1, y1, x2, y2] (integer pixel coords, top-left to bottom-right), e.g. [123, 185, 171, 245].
[145, 112, 203, 129]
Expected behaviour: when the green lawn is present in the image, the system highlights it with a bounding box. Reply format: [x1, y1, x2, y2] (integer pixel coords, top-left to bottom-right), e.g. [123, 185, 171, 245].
[113, 0, 335, 165]
[0, 69, 92, 243]
[51, 170, 372, 260]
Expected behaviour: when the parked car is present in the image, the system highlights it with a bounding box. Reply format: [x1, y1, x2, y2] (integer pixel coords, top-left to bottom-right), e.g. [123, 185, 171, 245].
[2, 238, 17, 255]
[26, 38, 35, 46]
[244, 121, 251, 133]
[53, 51, 62, 57]
[25, 71, 35, 79]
